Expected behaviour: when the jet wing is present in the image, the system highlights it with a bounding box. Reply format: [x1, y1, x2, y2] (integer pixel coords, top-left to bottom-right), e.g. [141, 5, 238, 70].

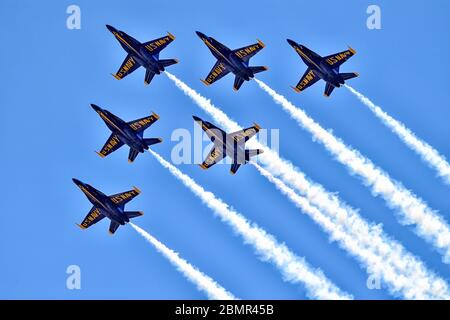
[228, 124, 261, 143]
[77, 207, 105, 229]
[128, 113, 160, 132]
[201, 61, 230, 86]
[323, 47, 356, 69]
[109, 187, 141, 207]
[200, 146, 225, 170]
[232, 40, 265, 62]
[143, 32, 175, 55]
[97, 134, 124, 158]
[112, 54, 140, 80]
[292, 68, 320, 93]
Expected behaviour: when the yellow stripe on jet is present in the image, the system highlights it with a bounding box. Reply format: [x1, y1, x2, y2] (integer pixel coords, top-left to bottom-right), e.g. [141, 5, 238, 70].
[99, 112, 126, 136]
[113, 32, 140, 56]
[295, 47, 321, 70]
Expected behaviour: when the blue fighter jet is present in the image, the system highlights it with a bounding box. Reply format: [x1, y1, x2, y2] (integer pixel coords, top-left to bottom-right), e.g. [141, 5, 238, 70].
[287, 39, 359, 97]
[195, 31, 268, 91]
[91, 104, 162, 163]
[106, 24, 178, 85]
[73, 179, 143, 235]
[193, 116, 263, 174]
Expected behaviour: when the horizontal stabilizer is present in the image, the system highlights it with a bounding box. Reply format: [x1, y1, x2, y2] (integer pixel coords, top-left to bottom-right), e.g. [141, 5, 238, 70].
[125, 211, 144, 219]
[159, 59, 178, 68]
[144, 69, 156, 85]
[109, 221, 120, 235]
[230, 163, 241, 175]
[249, 66, 268, 75]
[245, 149, 264, 161]
[233, 76, 245, 91]
[144, 138, 163, 146]
[340, 72, 359, 81]
[128, 148, 140, 163]
[324, 83, 335, 97]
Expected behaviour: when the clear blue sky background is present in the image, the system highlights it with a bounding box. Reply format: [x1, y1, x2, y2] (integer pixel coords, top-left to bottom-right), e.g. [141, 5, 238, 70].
[0, 0, 449, 299]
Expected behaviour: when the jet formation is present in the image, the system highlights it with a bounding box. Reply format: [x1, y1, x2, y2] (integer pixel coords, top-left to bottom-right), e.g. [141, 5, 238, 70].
[74, 25, 360, 234]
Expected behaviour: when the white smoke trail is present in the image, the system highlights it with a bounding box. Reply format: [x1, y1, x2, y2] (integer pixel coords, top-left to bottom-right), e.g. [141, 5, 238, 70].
[147, 149, 351, 300]
[164, 72, 450, 299]
[255, 79, 450, 264]
[129, 223, 236, 300]
[253, 163, 450, 299]
[345, 85, 450, 185]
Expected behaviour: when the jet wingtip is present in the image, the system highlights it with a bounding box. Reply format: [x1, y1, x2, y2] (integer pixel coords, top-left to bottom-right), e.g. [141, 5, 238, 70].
[111, 73, 121, 80]
[253, 123, 262, 130]
[290, 86, 301, 93]
[257, 39, 266, 48]
[95, 151, 106, 158]
[167, 32, 175, 40]
[76, 223, 86, 230]
[200, 79, 210, 86]
[348, 46, 356, 54]
[152, 111, 160, 119]
[133, 186, 141, 194]
[199, 164, 208, 170]
[230, 170, 237, 175]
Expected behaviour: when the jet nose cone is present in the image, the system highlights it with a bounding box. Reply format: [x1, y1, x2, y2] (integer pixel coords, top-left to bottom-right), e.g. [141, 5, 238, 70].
[106, 24, 116, 33]
[192, 115, 202, 123]
[195, 31, 206, 39]
[72, 178, 83, 186]
[90, 103, 102, 113]
[286, 39, 297, 47]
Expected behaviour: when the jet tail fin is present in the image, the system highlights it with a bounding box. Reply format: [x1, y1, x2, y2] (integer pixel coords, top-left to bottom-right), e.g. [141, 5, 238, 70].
[125, 211, 144, 219]
[340, 72, 359, 81]
[144, 138, 163, 146]
[249, 66, 268, 75]
[159, 59, 179, 68]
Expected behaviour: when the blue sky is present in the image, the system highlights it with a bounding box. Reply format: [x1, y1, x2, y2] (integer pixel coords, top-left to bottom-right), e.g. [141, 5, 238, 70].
[0, 0, 449, 299]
